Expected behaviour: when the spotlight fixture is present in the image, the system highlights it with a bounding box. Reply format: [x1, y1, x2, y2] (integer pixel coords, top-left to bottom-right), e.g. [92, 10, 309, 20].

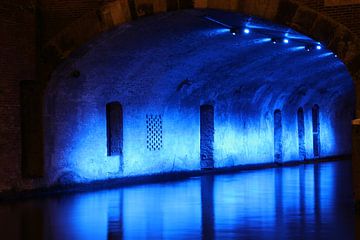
[230, 27, 239, 36]
[271, 37, 289, 44]
[204, 16, 329, 56]
[304, 43, 323, 52]
[271, 37, 280, 44]
[304, 45, 311, 51]
[230, 27, 250, 36]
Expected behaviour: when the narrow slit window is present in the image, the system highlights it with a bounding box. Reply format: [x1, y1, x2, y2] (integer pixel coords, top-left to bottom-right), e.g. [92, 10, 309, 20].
[274, 109, 282, 163]
[312, 104, 320, 157]
[200, 104, 214, 169]
[297, 107, 306, 160]
[106, 102, 123, 156]
[20, 81, 44, 177]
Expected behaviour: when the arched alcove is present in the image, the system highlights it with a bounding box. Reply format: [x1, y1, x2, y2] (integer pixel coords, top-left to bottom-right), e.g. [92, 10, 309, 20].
[200, 104, 214, 169]
[106, 102, 123, 157]
[312, 104, 320, 158]
[297, 107, 305, 160]
[274, 109, 283, 163]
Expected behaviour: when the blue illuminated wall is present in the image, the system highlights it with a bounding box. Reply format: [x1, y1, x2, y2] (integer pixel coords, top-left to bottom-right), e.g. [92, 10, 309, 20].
[43, 9, 355, 185]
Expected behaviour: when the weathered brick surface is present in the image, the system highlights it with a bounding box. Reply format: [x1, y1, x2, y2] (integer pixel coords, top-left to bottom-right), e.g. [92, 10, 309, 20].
[39, 0, 106, 43]
[296, 0, 360, 37]
[40, 0, 360, 85]
[0, 1, 37, 190]
[353, 124, 360, 203]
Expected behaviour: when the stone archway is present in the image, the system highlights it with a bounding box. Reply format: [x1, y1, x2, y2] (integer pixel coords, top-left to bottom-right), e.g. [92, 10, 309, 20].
[42, 0, 360, 89]
[40, 0, 360, 201]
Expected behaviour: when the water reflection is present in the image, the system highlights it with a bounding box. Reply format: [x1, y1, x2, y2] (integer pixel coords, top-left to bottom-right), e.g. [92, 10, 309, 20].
[201, 175, 214, 240]
[0, 161, 356, 240]
[107, 191, 123, 239]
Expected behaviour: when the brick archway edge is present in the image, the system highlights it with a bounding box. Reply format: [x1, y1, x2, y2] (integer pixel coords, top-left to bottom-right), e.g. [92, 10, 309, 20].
[41, 0, 360, 203]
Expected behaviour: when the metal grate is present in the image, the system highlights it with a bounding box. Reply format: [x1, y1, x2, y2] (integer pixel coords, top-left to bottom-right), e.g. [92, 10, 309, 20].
[146, 114, 163, 151]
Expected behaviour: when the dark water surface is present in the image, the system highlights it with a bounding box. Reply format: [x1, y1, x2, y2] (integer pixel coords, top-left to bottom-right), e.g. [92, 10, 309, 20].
[0, 161, 357, 240]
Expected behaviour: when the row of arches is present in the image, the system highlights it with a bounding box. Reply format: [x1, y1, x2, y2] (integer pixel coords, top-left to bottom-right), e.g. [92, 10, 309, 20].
[106, 102, 322, 171]
[105, 102, 216, 170]
[274, 105, 320, 164]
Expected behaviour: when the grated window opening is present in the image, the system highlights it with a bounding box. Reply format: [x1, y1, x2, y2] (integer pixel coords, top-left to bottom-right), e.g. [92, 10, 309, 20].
[146, 114, 163, 151]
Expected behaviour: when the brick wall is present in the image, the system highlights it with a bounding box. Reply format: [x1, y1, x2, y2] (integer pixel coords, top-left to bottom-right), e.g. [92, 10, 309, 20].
[297, 0, 360, 36]
[0, 1, 37, 190]
[36, 1, 360, 43]
[0, 0, 359, 191]
[39, 0, 108, 43]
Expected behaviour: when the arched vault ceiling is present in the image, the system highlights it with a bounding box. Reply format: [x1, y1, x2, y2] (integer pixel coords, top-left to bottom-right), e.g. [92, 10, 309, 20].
[51, 9, 354, 111]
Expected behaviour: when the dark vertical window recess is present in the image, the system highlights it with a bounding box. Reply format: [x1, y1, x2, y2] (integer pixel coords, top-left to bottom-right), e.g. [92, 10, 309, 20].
[312, 104, 320, 158]
[297, 107, 306, 160]
[179, 0, 194, 9]
[20, 81, 44, 178]
[166, 0, 194, 11]
[106, 102, 123, 158]
[274, 109, 283, 163]
[127, 0, 138, 19]
[200, 105, 214, 169]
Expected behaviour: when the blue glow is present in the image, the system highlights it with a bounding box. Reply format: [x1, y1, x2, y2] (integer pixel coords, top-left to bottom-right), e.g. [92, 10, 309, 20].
[243, 28, 250, 34]
[203, 16, 232, 28]
[230, 27, 238, 36]
[45, 10, 354, 184]
[283, 33, 312, 41]
[317, 52, 333, 58]
[253, 38, 272, 44]
[283, 38, 289, 44]
[289, 46, 306, 51]
[11, 161, 351, 239]
[241, 22, 263, 29]
[316, 45, 322, 50]
[204, 28, 229, 37]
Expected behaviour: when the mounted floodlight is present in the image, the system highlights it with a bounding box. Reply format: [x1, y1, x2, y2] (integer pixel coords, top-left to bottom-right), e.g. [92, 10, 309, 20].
[304, 43, 322, 52]
[271, 38, 279, 44]
[304, 44, 312, 52]
[230, 27, 239, 36]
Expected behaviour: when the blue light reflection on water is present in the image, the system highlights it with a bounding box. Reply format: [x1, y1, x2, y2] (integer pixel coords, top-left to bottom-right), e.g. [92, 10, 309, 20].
[0, 161, 355, 240]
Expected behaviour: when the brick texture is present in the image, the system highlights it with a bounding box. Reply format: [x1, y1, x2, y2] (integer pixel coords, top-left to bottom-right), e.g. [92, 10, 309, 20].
[297, 0, 360, 36]
[0, 1, 37, 190]
[1, 0, 360, 192]
[39, 0, 107, 43]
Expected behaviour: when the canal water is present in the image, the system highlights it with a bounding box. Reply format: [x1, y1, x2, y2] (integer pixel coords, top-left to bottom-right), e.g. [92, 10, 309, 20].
[0, 160, 357, 239]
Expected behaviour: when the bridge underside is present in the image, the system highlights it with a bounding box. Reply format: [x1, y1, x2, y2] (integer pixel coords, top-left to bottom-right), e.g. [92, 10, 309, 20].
[44, 9, 355, 185]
